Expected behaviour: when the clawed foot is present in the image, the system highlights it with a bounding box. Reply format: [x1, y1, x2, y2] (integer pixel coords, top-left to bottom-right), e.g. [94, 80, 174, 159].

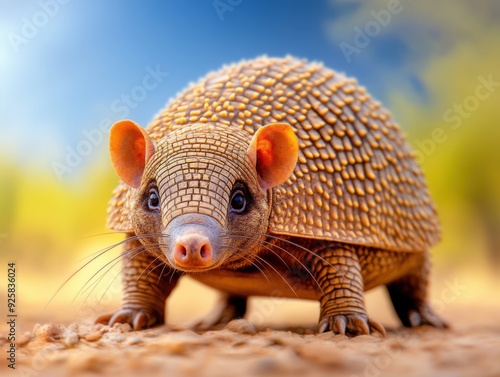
[194, 295, 247, 330]
[402, 305, 449, 329]
[318, 313, 387, 337]
[96, 308, 163, 331]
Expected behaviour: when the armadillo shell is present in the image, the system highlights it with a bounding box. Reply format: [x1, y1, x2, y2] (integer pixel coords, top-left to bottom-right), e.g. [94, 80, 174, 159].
[107, 56, 440, 252]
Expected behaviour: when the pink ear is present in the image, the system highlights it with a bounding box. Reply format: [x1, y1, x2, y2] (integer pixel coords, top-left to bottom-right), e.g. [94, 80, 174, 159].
[109, 120, 155, 188]
[247, 123, 298, 190]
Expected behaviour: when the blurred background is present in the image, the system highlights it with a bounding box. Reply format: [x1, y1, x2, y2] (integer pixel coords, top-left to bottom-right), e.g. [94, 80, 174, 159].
[1, 0, 499, 331]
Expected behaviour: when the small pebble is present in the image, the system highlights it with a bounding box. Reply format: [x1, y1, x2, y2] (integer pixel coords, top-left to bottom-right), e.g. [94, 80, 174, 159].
[118, 323, 132, 333]
[17, 332, 34, 346]
[126, 337, 142, 345]
[104, 333, 126, 343]
[35, 323, 60, 341]
[112, 323, 132, 333]
[84, 332, 102, 342]
[94, 323, 110, 333]
[62, 331, 79, 347]
[225, 319, 257, 335]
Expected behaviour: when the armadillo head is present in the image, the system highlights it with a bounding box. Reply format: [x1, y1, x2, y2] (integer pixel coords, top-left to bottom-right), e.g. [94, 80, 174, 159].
[109, 120, 298, 272]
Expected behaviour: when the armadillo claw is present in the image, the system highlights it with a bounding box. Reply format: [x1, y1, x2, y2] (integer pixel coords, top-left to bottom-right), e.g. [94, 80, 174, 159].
[95, 308, 162, 331]
[406, 305, 449, 329]
[318, 314, 387, 337]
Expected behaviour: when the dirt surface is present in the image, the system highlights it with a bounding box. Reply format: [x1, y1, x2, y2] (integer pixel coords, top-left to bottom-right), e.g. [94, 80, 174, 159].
[2, 275, 499, 377]
[2, 316, 499, 377]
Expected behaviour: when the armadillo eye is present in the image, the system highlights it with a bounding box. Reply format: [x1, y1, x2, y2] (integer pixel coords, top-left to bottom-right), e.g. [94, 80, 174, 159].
[230, 190, 247, 213]
[148, 188, 160, 211]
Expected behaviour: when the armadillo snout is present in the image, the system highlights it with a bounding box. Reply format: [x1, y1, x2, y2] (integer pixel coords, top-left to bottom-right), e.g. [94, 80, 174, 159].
[165, 214, 222, 272]
[173, 234, 213, 268]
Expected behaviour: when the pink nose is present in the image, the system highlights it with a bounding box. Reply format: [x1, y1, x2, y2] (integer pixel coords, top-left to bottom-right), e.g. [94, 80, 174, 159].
[173, 235, 213, 269]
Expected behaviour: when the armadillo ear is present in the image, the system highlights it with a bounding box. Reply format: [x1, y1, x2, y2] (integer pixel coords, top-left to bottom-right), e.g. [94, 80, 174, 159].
[109, 120, 155, 188]
[247, 123, 298, 191]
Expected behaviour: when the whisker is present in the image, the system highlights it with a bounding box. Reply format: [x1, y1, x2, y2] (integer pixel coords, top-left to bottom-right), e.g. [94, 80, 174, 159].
[77, 250, 142, 308]
[76, 241, 169, 305]
[221, 233, 324, 294]
[220, 234, 290, 269]
[219, 241, 287, 270]
[240, 255, 270, 283]
[169, 266, 178, 284]
[46, 237, 138, 307]
[83, 242, 169, 293]
[95, 252, 142, 306]
[94, 249, 164, 307]
[157, 263, 169, 285]
[94, 246, 168, 306]
[76, 243, 147, 299]
[145, 259, 167, 279]
[225, 230, 347, 282]
[77, 247, 146, 304]
[254, 254, 298, 297]
[136, 255, 161, 283]
[47, 228, 171, 309]
[77, 233, 169, 262]
[76, 231, 125, 241]
[77, 237, 170, 296]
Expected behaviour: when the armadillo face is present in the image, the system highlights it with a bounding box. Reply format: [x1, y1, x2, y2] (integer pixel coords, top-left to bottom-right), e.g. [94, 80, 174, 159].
[130, 123, 271, 272]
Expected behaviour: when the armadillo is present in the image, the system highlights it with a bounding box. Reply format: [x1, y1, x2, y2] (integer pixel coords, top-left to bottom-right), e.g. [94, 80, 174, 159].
[96, 56, 447, 336]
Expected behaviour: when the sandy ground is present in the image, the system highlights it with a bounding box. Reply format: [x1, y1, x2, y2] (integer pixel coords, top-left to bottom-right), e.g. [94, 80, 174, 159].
[1, 271, 499, 377]
[1, 304, 499, 377]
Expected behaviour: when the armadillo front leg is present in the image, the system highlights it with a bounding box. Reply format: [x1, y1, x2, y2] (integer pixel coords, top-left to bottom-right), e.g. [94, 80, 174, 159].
[96, 234, 180, 330]
[311, 245, 386, 336]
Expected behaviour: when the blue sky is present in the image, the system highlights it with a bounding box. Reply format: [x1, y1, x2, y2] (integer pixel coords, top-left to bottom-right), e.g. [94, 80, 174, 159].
[1, 0, 496, 179]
